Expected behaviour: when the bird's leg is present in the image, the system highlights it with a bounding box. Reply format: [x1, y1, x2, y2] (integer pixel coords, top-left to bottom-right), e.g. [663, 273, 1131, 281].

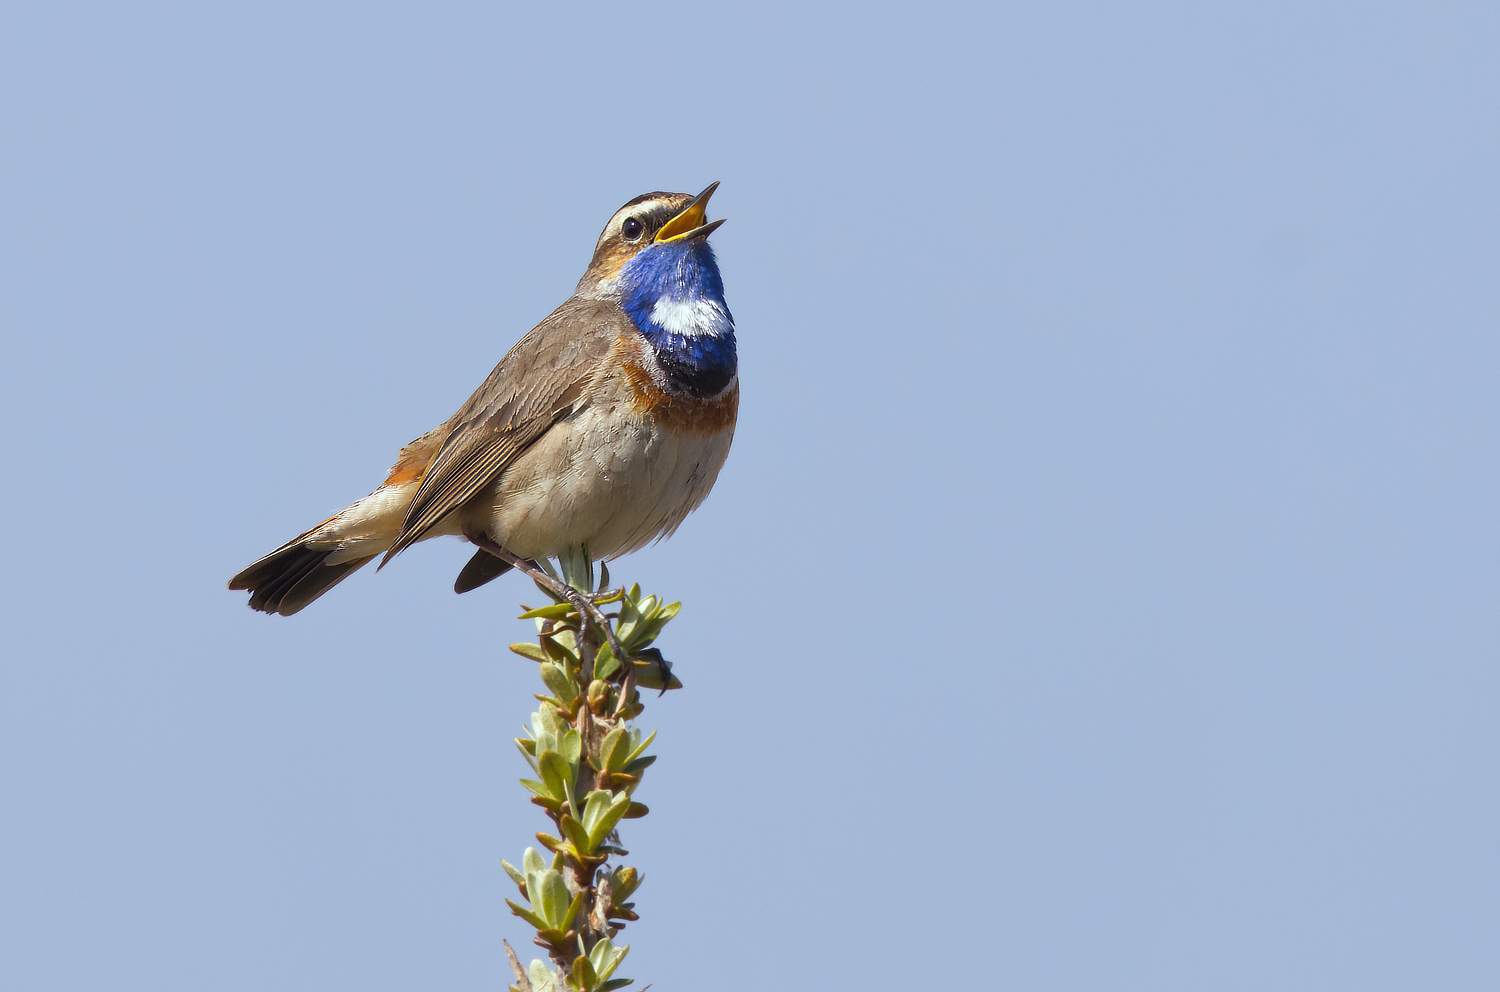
[552, 546, 630, 676]
[465, 532, 628, 670]
[512, 556, 620, 674]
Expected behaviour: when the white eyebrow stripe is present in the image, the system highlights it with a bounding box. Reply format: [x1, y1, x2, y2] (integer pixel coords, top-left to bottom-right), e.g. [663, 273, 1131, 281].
[649, 296, 733, 337]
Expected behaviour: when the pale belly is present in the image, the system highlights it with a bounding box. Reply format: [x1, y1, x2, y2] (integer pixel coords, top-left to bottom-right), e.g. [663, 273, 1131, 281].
[459, 398, 734, 561]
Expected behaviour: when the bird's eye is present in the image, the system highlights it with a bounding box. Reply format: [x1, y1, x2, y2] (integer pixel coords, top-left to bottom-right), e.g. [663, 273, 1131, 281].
[622, 217, 644, 241]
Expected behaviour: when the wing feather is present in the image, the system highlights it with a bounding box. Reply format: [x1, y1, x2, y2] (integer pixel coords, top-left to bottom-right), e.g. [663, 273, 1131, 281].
[380, 298, 626, 564]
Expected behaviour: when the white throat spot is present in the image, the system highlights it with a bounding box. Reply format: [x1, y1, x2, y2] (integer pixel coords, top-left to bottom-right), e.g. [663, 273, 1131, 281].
[649, 296, 731, 337]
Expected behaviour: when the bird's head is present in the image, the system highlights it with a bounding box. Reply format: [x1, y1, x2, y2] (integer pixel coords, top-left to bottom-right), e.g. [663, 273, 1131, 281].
[576, 183, 726, 299]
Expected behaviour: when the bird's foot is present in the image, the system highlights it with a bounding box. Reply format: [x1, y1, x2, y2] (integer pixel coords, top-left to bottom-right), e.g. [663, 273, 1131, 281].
[553, 579, 629, 678]
[552, 552, 630, 675]
[466, 535, 629, 677]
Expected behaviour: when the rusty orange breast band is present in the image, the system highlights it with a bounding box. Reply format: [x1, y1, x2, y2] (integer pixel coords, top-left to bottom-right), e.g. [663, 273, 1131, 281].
[617, 335, 739, 437]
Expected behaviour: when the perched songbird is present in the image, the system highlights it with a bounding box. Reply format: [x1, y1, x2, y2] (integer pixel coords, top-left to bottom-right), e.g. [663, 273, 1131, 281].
[230, 183, 737, 616]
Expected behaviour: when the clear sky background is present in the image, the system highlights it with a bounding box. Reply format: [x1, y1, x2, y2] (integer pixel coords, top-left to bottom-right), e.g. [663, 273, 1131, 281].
[3, 2, 1497, 990]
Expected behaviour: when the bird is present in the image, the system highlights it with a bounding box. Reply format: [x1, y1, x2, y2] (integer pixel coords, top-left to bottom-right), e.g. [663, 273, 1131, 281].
[229, 183, 737, 618]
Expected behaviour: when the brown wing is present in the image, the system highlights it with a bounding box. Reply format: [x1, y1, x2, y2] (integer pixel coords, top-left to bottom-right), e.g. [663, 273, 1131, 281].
[379, 297, 627, 565]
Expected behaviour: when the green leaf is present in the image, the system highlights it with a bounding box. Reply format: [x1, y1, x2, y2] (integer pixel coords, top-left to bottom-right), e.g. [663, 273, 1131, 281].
[622, 801, 649, 819]
[629, 657, 681, 691]
[586, 792, 632, 849]
[560, 729, 583, 764]
[594, 645, 621, 680]
[599, 980, 634, 991]
[582, 942, 612, 978]
[610, 865, 640, 901]
[501, 859, 526, 888]
[618, 599, 679, 651]
[505, 899, 549, 932]
[534, 927, 571, 949]
[522, 847, 548, 875]
[588, 937, 628, 982]
[622, 754, 656, 777]
[539, 663, 576, 703]
[541, 633, 577, 663]
[531, 729, 559, 757]
[520, 602, 577, 620]
[624, 731, 656, 765]
[537, 750, 572, 803]
[599, 727, 630, 772]
[528, 961, 563, 992]
[560, 812, 592, 855]
[533, 706, 565, 740]
[580, 790, 611, 833]
[509, 642, 548, 662]
[561, 889, 587, 931]
[535, 868, 570, 928]
[571, 955, 598, 992]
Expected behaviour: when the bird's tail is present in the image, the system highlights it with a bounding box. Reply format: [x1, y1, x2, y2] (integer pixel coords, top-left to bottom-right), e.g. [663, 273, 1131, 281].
[229, 511, 517, 613]
[229, 428, 446, 615]
[229, 535, 379, 616]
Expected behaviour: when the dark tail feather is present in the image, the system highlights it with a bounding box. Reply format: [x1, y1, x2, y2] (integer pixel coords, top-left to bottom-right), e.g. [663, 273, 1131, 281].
[229, 543, 377, 616]
[454, 549, 513, 594]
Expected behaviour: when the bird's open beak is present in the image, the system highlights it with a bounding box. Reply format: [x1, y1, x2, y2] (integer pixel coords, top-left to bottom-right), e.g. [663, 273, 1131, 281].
[655, 182, 726, 243]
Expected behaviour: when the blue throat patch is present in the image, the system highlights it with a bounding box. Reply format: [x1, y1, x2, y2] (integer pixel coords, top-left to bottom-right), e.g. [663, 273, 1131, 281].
[620, 241, 737, 397]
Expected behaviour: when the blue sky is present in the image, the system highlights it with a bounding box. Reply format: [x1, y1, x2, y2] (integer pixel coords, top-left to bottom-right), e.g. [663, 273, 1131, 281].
[4, 2, 1498, 989]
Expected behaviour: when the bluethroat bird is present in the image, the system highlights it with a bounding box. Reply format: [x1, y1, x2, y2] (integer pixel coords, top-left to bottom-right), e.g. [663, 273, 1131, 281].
[229, 184, 737, 623]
